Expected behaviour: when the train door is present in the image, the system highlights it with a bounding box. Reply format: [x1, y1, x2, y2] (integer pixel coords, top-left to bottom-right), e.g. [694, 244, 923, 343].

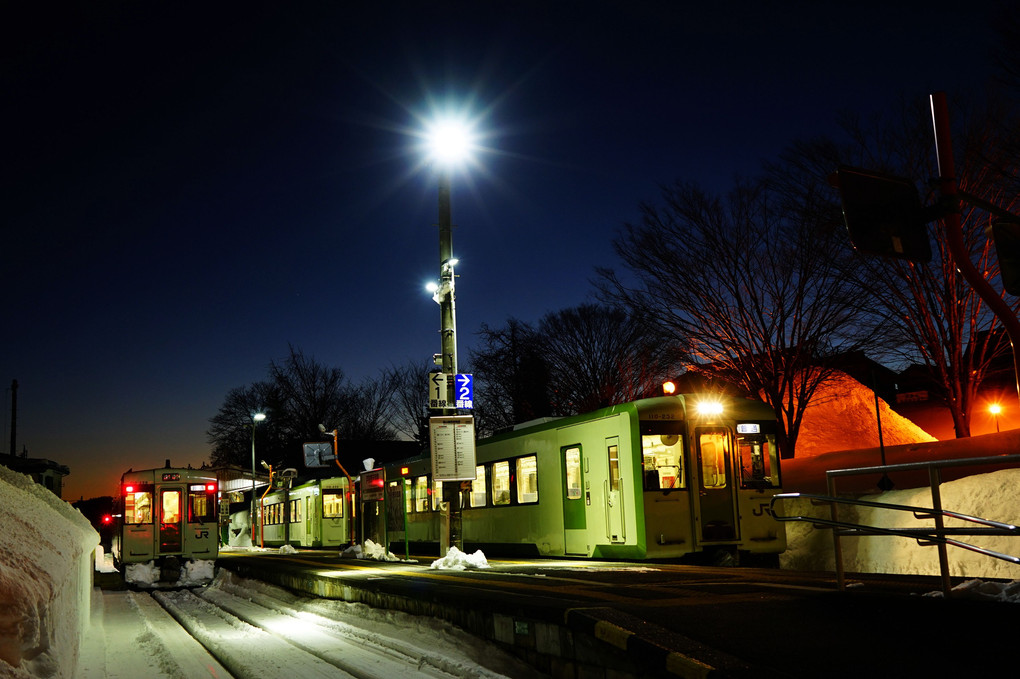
[562, 445, 587, 554]
[694, 428, 737, 541]
[605, 437, 625, 543]
[305, 496, 317, 545]
[158, 486, 184, 553]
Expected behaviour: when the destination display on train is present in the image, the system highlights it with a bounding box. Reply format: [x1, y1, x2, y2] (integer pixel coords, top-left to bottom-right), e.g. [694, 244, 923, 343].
[429, 415, 477, 481]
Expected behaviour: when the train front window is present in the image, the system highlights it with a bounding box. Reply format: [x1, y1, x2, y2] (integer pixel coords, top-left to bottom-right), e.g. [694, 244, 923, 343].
[737, 426, 780, 489]
[323, 491, 344, 518]
[698, 430, 730, 489]
[641, 434, 685, 490]
[188, 484, 216, 523]
[123, 485, 153, 524]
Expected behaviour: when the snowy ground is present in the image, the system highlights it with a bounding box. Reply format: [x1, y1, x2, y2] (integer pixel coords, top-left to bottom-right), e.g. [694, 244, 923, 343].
[74, 566, 533, 679]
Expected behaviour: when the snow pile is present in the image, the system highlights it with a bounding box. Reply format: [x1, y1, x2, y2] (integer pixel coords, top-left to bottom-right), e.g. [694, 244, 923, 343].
[0, 464, 98, 677]
[123, 559, 216, 587]
[93, 546, 117, 574]
[930, 578, 1020, 601]
[796, 371, 936, 457]
[278, 544, 298, 554]
[431, 546, 490, 570]
[780, 468, 1020, 580]
[341, 539, 418, 563]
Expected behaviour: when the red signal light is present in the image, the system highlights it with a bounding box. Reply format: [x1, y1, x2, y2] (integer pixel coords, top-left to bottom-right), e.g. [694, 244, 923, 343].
[102, 515, 113, 524]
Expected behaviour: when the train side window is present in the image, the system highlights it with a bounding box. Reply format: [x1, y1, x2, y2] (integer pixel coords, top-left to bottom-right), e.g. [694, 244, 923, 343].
[492, 461, 511, 505]
[124, 486, 153, 524]
[432, 479, 444, 511]
[641, 434, 685, 490]
[291, 498, 302, 523]
[738, 432, 780, 489]
[564, 447, 582, 500]
[516, 455, 538, 504]
[469, 465, 488, 507]
[323, 491, 344, 518]
[414, 476, 429, 512]
[607, 445, 621, 491]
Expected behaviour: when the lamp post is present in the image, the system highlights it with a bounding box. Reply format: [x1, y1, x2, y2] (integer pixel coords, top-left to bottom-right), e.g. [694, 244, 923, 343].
[425, 119, 472, 407]
[250, 412, 266, 543]
[425, 118, 474, 553]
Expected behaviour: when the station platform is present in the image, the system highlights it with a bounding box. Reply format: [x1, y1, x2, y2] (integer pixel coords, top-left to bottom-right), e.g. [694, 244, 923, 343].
[215, 551, 1015, 679]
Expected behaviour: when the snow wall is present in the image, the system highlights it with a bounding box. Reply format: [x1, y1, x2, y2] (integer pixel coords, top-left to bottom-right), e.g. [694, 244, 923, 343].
[780, 468, 1020, 580]
[0, 464, 99, 678]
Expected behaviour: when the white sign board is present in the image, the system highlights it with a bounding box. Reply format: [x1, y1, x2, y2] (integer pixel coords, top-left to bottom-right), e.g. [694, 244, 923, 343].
[429, 415, 477, 481]
[428, 372, 449, 409]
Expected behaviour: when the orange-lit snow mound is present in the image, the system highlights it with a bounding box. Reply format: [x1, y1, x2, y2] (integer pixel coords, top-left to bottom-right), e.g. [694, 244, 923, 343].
[795, 371, 935, 457]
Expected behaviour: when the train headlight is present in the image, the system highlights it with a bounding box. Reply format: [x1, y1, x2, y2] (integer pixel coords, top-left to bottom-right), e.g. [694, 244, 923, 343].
[695, 401, 724, 416]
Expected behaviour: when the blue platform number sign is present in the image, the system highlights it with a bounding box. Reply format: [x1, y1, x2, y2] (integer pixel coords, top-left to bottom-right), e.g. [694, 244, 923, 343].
[455, 373, 473, 409]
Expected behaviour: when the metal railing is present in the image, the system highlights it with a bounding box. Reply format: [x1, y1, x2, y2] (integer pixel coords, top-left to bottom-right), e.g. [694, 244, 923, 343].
[770, 454, 1020, 595]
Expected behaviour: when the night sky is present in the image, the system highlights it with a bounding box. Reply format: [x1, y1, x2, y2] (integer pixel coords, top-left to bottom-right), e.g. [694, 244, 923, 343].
[2, 1, 1002, 500]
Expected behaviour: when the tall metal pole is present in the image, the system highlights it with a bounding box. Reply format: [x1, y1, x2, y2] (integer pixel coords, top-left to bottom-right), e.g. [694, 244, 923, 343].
[250, 419, 258, 543]
[437, 167, 463, 551]
[438, 169, 458, 396]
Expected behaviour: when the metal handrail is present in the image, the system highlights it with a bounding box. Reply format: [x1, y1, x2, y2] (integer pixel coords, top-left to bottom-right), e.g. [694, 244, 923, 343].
[771, 454, 1020, 595]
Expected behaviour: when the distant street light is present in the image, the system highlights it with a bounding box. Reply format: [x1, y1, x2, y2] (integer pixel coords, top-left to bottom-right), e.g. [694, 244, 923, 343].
[250, 412, 266, 542]
[990, 403, 1002, 433]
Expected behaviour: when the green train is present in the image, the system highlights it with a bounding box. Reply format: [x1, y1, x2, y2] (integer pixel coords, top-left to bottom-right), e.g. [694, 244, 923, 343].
[379, 393, 786, 561]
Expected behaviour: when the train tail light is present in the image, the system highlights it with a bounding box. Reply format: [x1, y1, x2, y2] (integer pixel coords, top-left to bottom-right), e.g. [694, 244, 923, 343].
[206, 483, 217, 493]
[124, 485, 134, 494]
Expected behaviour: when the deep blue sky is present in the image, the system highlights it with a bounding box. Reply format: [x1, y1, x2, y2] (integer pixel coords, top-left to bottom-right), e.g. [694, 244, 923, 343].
[2, 1, 1003, 499]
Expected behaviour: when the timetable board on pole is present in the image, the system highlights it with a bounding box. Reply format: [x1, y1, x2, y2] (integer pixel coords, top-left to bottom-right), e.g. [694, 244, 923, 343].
[429, 415, 476, 481]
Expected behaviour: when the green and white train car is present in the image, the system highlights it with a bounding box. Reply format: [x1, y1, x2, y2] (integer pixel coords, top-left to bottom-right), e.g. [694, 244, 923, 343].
[236, 476, 353, 548]
[385, 394, 786, 561]
[113, 466, 219, 577]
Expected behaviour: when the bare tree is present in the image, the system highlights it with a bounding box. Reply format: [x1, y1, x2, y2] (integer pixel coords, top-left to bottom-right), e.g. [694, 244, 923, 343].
[537, 304, 681, 414]
[206, 380, 286, 467]
[382, 360, 432, 447]
[600, 178, 878, 458]
[470, 319, 552, 435]
[207, 346, 397, 470]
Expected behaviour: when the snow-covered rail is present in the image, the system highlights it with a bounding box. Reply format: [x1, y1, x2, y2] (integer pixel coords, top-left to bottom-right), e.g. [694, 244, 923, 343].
[76, 570, 529, 679]
[154, 586, 474, 679]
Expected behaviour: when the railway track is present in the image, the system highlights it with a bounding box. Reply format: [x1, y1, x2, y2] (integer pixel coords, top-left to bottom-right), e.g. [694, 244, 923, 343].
[75, 573, 531, 679]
